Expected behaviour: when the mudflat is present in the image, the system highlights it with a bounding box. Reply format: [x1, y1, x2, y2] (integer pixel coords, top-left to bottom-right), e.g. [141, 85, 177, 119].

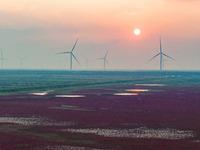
[0, 70, 200, 149]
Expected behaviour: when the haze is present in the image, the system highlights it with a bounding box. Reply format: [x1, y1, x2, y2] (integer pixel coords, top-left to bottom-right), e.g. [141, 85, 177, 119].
[0, 0, 200, 70]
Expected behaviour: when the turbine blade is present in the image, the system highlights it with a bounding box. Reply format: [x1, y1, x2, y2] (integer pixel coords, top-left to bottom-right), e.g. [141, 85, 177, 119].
[84, 56, 88, 61]
[84, 57, 89, 63]
[147, 53, 160, 63]
[71, 38, 78, 52]
[160, 37, 162, 53]
[57, 52, 70, 54]
[97, 58, 104, 60]
[105, 50, 108, 58]
[162, 53, 175, 60]
[105, 59, 109, 65]
[72, 53, 80, 65]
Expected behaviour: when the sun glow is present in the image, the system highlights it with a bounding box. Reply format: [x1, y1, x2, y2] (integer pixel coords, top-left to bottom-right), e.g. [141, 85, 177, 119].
[134, 29, 141, 36]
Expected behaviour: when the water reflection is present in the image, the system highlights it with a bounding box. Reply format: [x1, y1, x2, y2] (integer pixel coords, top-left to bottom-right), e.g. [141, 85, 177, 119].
[30, 90, 53, 96]
[114, 93, 138, 96]
[55, 95, 85, 98]
[31, 92, 48, 96]
[126, 89, 149, 92]
[135, 84, 165, 87]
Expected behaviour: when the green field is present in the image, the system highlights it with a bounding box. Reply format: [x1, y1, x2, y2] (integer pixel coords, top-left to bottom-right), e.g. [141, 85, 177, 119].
[0, 70, 200, 95]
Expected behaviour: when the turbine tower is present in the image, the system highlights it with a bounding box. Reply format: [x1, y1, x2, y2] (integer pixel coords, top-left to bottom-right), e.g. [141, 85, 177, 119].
[84, 57, 89, 69]
[57, 38, 80, 71]
[98, 50, 109, 70]
[162, 59, 169, 70]
[148, 38, 174, 71]
[0, 51, 7, 69]
[17, 57, 26, 69]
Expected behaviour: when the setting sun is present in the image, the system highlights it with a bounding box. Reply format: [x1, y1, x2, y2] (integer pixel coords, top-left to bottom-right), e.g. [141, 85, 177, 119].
[134, 29, 141, 36]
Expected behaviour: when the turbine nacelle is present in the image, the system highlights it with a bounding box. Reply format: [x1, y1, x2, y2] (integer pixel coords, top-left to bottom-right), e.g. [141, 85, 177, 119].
[57, 38, 80, 71]
[0, 51, 7, 69]
[147, 38, 174, 71]
[17, 56, 27, 69]
[84, 57, 91, 69]
[98, 50, 109, 70]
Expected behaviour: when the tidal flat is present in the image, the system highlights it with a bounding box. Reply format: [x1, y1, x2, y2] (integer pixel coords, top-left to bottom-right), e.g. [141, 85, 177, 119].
[0, 70, 200, 149]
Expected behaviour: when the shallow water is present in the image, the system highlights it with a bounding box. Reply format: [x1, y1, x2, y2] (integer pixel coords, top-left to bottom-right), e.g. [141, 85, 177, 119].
[114, 93, 138, 96]
[31, 92, 48, 96]
[135, 84, 165, 87]
[65, 127, 193, 140]
[126, 89, 149, 92]
[55, 95, 85, 98]
[30, 90, 54, 96]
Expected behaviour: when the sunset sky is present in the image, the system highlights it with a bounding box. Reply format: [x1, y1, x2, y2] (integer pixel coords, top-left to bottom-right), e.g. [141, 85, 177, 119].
[0, 0, 200, 70]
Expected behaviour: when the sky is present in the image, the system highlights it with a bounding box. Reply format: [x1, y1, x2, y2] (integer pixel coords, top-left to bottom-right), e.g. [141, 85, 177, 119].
[0, 0, 200, 70]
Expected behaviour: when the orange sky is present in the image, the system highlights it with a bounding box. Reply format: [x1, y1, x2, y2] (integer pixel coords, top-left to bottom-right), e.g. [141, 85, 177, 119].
[0, 0, 200, 70]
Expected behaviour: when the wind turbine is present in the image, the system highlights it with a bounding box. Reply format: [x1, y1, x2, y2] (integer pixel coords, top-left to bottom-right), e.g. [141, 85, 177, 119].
[147, 38, 174, 71]
[0, 51, 7, 69]
[98, 50, 109, 70]
[17, 57, 26, 69]
[84, 57, 89, 69]
[162, 59, 170, 70]
[57, 38, 80, 71]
